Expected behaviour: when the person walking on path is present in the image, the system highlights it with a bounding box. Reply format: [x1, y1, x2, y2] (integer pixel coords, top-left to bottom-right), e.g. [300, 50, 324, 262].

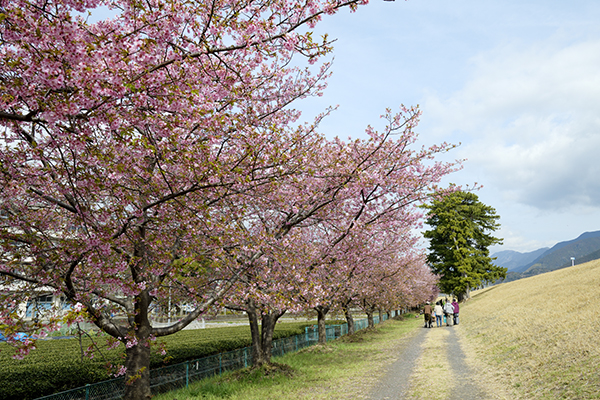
[452, 298, 460, 325]
[444, 300, 455, 326]
[423, 302, 433, 328]
[434, 301, 444, 327]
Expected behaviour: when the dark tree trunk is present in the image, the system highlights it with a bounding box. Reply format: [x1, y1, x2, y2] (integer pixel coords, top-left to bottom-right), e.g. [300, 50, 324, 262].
[122, 291, 152, 400]
[366, 309, 374, 328]
[258, 311, 280, 364]
[245, 298, 285, 366]
[362, 299, 376, 328]
[378, 309, 383, 323]
[122, 337, 151, 400]
[315, 305, 330, 344]
[342, 304, 355, 335]
[246, 300, 264, 365]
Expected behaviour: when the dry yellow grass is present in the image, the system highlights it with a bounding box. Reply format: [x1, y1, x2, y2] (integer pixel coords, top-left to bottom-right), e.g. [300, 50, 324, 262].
[458, 259, 600, 399]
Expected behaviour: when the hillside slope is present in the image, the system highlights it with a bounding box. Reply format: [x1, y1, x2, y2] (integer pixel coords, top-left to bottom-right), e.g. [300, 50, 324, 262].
[460, 259, 600, 399]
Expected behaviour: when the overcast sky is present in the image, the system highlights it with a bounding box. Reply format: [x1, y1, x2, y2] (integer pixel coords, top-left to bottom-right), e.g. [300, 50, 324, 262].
[296, 0, 600, 253]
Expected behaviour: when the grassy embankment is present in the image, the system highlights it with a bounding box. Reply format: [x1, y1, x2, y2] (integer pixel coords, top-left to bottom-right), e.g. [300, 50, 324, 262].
[458, 258, 600, 399]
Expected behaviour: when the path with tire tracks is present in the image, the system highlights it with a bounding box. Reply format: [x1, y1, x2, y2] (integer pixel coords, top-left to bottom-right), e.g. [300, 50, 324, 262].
[367, 322, 499, 400]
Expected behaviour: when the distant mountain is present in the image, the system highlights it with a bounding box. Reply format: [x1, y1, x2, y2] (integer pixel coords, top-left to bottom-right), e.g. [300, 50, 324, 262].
[499, 231, 600, 282]
[521, 231, 600, 273]
[492, 248, 549, 272]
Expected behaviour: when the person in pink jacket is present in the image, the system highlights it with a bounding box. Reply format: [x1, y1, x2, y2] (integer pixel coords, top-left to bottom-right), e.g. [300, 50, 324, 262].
[452, 299, 460, 325]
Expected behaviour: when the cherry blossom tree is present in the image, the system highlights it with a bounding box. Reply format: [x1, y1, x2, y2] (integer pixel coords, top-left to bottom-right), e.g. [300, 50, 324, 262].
[296, 108, 455, 342]
[0, 0, 375, 398]
[223, 107, 459, 354]
[353, 247, 438, 327]
[330, 224, 431, 332]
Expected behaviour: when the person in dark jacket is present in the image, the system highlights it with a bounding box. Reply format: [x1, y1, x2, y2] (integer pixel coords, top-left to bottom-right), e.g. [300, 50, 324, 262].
[423, 302, 433, 328]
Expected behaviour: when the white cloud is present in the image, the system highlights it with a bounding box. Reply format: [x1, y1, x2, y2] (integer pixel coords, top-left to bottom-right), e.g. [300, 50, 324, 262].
[297, 0, 600, 252]
[424, 39, 600, 212]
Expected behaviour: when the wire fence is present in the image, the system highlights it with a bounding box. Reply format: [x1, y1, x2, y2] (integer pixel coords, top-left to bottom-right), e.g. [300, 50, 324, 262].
[35, 313, 394, 400]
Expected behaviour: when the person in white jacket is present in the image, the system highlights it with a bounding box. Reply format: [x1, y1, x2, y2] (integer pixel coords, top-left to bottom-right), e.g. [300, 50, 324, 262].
[444, 301, 455, 326]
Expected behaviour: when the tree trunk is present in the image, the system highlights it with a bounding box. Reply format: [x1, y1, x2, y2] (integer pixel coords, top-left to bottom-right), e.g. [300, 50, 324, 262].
[258, 310, 281, 364]
[378, 309, 383, 324]
[246, 300, 265, 366]
[315, 305, 330, 344]
[366, 309, 374, 328]
[361, 299, 375, 328]
[122, 292, 152, 400]
[122, 337, 151, 400]
[343, 305, 355, 335]
[245, 299, 285, 366]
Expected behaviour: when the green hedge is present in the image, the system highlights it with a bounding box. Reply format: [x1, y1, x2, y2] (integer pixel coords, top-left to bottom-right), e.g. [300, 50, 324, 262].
[0, 321, 317, 400]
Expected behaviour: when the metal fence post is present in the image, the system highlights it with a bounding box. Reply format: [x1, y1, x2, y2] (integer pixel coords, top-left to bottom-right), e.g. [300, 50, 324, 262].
[186, 361, 189, 388]
[304, 326, 307, 343]
[219, 353, 222, 375]
[85, 384, 89, 400]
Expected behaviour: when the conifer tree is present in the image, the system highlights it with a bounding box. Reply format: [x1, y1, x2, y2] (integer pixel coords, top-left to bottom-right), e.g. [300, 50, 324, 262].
[422, 191, 506, 301]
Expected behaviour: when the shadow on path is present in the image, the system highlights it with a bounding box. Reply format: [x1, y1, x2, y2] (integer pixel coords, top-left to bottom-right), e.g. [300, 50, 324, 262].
[446, 327, 488, 400]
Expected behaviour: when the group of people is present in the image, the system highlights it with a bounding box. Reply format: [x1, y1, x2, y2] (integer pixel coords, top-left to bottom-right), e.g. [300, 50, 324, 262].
[422, 298, 459, 328]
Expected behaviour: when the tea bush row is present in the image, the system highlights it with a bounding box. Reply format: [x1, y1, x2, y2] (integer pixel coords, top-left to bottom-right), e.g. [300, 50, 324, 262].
[0, 321, 316, 400]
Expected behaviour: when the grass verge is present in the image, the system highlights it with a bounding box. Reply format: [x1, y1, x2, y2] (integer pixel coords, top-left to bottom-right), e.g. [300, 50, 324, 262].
[152, 316, 423, 400]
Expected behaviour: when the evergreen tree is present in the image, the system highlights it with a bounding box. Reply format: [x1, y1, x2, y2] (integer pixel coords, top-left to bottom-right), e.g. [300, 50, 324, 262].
[422, 191, 506, 301]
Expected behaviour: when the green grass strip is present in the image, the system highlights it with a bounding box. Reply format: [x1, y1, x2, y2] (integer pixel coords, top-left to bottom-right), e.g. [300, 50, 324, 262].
[153, 316, 421, 400]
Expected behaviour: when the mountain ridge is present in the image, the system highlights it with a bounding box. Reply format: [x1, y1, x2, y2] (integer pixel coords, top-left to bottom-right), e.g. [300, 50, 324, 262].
[492, 230, 600, 281]
[492, 248, 549, 272]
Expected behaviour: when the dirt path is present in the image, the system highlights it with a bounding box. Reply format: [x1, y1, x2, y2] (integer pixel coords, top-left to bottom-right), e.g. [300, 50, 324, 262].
[368, 327, 427, 400]
[368, 323, 498, 400]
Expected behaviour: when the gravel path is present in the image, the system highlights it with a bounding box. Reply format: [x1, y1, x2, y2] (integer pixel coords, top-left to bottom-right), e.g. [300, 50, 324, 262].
[368, 325, 489, 400]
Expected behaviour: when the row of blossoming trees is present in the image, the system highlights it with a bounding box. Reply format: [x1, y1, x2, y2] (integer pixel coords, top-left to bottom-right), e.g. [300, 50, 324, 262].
[0, 0, 459, 398]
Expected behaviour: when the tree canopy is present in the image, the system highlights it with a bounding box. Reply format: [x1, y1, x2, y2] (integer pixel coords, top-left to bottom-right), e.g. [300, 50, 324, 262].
[0, 0, 460, 398]
[422, 191, 506, 301]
